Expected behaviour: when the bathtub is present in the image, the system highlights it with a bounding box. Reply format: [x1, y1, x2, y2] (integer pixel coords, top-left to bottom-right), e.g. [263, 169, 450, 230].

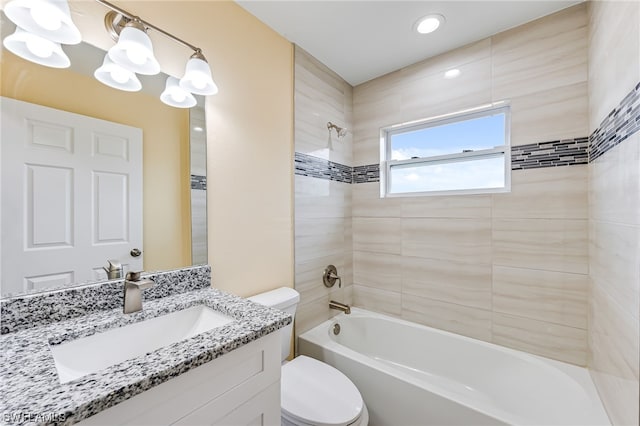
[298, 308, 610, 426]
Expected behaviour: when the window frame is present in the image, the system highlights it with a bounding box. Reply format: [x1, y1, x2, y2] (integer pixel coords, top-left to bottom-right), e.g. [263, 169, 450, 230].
[380, 103, 511, 198]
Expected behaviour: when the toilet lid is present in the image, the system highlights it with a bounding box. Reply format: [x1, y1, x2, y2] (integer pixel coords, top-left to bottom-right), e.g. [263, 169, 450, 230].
[282, 356, 363, 426]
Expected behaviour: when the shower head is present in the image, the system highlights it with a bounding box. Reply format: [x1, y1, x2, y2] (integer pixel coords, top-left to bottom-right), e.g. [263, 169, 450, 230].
[327, 122, 347, 139]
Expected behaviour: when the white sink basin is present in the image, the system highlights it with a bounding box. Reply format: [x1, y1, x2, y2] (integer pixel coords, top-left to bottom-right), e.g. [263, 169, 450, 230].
[50, 305, 234, 384]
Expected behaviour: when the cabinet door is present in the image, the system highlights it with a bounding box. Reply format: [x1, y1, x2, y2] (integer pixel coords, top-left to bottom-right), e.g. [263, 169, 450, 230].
[174, 382, 280, 426]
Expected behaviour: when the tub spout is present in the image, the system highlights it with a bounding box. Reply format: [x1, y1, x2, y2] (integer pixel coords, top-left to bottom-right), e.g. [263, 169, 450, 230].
[329, 300, 351, 314]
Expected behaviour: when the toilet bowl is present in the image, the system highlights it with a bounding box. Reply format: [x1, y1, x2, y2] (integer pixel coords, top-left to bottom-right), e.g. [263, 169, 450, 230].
[248, 288, 368, 426]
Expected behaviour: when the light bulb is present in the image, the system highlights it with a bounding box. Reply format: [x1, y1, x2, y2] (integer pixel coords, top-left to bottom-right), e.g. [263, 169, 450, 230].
[126, 46, 147, 65]
[30, 5, 62, 31]
[171, 90, 186, 103]
[191, 74, 207, 90]
[110, 68, 129, 84]
[26, 37, 54, 58]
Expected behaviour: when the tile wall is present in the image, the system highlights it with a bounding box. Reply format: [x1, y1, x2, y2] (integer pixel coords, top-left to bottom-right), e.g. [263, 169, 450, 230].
[294, 47, 354, 341]
[587, 1, 640, 425]
[351, 4, 590, 366]
[294, 9, 639, 423]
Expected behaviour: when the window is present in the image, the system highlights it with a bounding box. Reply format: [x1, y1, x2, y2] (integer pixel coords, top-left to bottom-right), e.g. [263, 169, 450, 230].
[382, 104, 510, 196]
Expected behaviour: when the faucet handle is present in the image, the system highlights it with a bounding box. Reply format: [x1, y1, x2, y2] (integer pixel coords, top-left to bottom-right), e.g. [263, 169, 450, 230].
[323, 265, 342, 288]
[125, 271, 154, 289]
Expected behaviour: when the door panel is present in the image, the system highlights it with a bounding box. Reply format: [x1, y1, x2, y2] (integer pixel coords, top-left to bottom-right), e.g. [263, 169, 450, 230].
[1, 97, 143, 295]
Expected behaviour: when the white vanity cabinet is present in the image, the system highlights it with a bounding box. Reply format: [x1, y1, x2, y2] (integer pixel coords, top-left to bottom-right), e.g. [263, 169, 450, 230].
[77, 332, 281, 426]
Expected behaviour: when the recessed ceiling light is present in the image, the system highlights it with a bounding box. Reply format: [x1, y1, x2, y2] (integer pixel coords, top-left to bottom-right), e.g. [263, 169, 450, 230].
[415, 14, 445, 34]
[444, 69, 461, 79]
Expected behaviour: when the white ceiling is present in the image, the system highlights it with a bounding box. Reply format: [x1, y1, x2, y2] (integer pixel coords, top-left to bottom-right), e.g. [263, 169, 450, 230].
[236, 0, 583, 86]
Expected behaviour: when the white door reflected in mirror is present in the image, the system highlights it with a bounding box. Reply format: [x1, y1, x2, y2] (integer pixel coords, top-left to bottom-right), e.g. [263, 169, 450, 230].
[1, 97, 143, 295]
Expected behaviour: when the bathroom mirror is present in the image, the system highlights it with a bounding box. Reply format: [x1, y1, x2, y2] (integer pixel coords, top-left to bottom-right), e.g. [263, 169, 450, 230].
[0, 12, 208, 298]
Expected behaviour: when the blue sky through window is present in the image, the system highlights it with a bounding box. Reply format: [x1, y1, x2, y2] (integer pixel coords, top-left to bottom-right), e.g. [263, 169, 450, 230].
[390, 112, 505, 160]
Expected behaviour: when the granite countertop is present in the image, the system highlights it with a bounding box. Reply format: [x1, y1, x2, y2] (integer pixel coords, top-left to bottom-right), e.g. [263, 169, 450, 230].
[0, 287, 291, 426]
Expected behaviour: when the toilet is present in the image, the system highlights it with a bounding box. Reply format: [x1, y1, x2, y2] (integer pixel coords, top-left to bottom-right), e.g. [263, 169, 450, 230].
[249, 287, 369, 426]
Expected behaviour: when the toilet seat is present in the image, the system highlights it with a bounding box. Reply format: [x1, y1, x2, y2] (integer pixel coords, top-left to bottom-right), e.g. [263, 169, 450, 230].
[281, 356, 364, 426]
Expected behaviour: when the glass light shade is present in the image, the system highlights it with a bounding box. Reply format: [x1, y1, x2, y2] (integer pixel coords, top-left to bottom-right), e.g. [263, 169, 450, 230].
[94, 54, 142, 92]
[179, 56, 218, 96]
[3, 27, 70, 68]
[4, 0, 81, 44]
[108, 24, 160, 76]
[161, 76, 197, 108]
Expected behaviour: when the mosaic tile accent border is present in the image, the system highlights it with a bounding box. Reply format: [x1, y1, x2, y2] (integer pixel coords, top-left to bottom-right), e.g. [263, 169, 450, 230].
[353, 164, 380, 183]
[590, 81, 640, 161]
[0, 265, 211, 334]
[296, 81, 639, 182]
[191, 174, 207, 190]
[511, 138, 589, 170]
[295, 152, 353, 183]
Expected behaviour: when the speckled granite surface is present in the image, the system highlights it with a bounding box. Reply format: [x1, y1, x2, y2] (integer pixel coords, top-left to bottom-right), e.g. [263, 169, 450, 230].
[1, 265, 212, 334]
[0, 287, 291, 425]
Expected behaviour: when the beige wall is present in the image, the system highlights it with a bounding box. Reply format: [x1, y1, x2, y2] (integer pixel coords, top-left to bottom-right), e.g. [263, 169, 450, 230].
[0, 52, 192, 270]
[351, 4, 590, 366]
[588, 2, 640, 425]
[294, 46, 354, 341]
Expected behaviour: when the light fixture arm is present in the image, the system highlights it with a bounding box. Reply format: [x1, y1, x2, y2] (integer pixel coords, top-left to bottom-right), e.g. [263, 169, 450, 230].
[96, 0, 201, 53]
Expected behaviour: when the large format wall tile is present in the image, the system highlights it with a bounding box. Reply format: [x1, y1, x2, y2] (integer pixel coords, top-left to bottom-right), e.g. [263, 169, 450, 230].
[588, 1, 640, 131]
[353, 217, 402, 254]
[401, 194, 492, 219]
[492, 165, 588, 219]
[294, 46, 354, 344]
[493, 312, 587, 365]
[493, 218, 588, 274]
[352, 182, 401, 218]
[493, 265, 587, 329]
[491, 4, 588, 100]
[589, 133, 640, 226]
[402, 294, 492, 341]
[402, 218, 492, 263]
[402, 257, 492, 310]
[589, 284, 640, 426]
[353, 251, 402, 292]
[588, 2, 640, 422]
[353, 285, 402, 317]
[509, 82, 588, 146]
[590, 221, 640, 321]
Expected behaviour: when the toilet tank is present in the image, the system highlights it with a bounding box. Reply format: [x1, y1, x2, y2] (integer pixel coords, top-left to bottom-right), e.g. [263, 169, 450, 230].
[248, 287, 300, 362]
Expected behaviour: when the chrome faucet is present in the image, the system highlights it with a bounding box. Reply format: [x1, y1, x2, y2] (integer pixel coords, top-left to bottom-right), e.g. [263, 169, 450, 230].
[329, 300, 351, 315]
[123, 271, 154, 314]
[103, 259, 123, 280]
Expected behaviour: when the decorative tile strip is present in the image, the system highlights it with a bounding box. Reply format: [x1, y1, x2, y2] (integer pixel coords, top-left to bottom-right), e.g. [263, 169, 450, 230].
[511, 138, 589, 170]
[0, 265, 211, 334]
[191, 174, 207, 190]
[294, 152, 353, 183]
[590, 81, 640, 161]
[353, 164, 380, 183]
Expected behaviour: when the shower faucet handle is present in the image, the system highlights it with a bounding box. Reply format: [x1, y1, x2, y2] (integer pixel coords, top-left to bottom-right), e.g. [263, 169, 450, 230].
[323, 265, 342, 288]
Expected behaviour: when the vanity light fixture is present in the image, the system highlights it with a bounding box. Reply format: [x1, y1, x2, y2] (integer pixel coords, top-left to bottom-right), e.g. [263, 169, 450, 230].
[2, 0, 80, 68]
[2, 0, 220, 107]
[96, 0, 219, 106]
[106, 16, 160, 76]
[3, 27, 71, 68]
[3, 0, 82, 44]
[94, 55, 142, 92]
[160, 76, 197, 108]
[415, 14, 445, 34]
[179, 50, 219, 96]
